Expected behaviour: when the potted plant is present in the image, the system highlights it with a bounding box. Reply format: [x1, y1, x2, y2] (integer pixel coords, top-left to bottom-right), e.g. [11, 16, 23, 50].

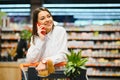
[64, 50, 88, 80]
[20, 29, 32, 42]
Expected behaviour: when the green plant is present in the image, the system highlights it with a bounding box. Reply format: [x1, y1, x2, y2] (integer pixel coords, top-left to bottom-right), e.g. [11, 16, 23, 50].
[64, 50, 88, 79]
[20, 29, 32, 41]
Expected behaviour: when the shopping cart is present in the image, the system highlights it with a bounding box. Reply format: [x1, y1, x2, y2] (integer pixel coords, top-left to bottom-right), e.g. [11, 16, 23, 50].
[20, 62, 88, 80]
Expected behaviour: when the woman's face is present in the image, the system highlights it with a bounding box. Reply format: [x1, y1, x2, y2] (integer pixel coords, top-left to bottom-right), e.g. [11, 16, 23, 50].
[37, 11, 53, 33]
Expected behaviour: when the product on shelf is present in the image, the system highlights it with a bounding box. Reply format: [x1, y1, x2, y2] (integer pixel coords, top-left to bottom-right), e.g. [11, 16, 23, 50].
[66, 26, 120, 78]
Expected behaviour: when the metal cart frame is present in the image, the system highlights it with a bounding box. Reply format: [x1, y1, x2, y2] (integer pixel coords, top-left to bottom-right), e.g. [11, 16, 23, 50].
[27, 67, 88, 80]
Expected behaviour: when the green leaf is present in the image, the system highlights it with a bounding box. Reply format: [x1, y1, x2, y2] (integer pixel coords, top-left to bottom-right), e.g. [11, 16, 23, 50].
[80, 66, 87, 70]
[20, 29, 32, 41]
[79, 58, 88, 66]
[64, 49, 88, 78]
[72, 68, 76, 73]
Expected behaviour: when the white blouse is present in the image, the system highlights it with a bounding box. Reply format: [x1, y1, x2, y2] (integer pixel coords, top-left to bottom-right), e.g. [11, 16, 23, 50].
[26, 26, 68, 65]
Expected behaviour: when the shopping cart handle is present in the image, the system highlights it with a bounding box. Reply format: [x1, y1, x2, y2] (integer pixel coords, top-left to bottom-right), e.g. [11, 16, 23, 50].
[20, 62, 39, 69]
[20, 62, 66, 69]
[55, 62, 66, 67]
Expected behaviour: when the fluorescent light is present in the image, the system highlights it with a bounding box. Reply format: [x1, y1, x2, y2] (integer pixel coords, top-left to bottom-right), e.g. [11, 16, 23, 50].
[1, 9, 30, 12]
[74, 15, 120, 19]
[0, 4, 30, 8]
[8, 13, 30, 16]
[51, 12, 120, 16]
[48, 9, 120, 12]
[43, 4, 120, 7]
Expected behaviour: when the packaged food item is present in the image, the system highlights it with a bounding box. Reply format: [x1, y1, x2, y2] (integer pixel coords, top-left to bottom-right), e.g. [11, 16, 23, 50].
[38, 60, 55, 77]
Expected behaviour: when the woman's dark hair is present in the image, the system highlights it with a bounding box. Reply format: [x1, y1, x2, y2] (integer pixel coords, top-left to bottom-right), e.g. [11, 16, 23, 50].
[32, 7, 53, 44]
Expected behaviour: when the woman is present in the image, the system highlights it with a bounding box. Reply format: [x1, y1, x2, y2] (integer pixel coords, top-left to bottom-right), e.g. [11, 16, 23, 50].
[26, 7, 68, 71]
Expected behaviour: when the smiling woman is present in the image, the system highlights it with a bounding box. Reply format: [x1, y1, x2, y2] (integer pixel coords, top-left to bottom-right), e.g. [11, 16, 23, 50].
[26, 7, 69, 76]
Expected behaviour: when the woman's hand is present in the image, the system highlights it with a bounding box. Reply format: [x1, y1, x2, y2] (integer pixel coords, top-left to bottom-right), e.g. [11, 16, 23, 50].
[37, 24, 46, 40]
[36, 62, 46, 71]
[36, 62, 49, 77]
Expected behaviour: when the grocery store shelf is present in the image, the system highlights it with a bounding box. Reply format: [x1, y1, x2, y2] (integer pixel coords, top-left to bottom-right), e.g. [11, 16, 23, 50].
[87, 73, 120, 77]
[66, 27, 120, 32]
[68, 37, 120, 41]
[1, 37, 19, 40]
[68, 46, 120, 49]
[86, 63, 120, 67]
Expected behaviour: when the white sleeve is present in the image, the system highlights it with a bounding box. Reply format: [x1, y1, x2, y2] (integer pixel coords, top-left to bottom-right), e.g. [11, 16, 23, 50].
[26, 37, 44, 63]
[43, 28, 69, 64]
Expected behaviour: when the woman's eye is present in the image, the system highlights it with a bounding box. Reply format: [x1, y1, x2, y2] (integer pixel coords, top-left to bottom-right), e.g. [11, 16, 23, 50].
[40, 17, 44, 20]
[40, 16, 45, 20]
[47, 15, 51, 18]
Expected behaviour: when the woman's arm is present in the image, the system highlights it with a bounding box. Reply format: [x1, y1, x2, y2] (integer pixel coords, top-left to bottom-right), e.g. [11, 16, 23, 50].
[42, 27, 69, 65]
[26, 36, 45, 63]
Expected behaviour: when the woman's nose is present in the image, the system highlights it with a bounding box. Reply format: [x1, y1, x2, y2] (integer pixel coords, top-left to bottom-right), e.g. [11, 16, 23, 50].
[45, 18, 50, 21]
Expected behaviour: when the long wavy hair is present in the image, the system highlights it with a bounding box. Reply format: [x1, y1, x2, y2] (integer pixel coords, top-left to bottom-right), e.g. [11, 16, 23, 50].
[32, 7, 54, 44]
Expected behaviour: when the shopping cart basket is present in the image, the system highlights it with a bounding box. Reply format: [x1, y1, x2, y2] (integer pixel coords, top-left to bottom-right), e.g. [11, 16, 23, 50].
[20, 62, 88, 80]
